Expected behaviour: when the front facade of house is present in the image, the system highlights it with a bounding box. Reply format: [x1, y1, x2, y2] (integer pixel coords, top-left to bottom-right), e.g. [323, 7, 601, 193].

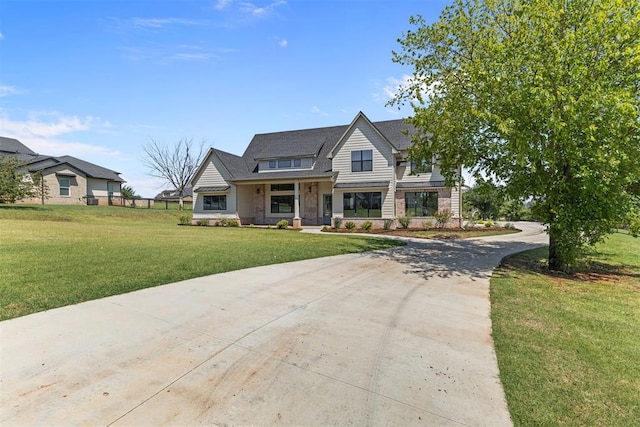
[190, 112, 461, 228]
[0, 136, 124, 205]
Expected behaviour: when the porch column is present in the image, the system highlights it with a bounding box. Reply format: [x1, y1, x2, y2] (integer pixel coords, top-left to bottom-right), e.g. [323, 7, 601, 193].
[293, 181, 302, 228]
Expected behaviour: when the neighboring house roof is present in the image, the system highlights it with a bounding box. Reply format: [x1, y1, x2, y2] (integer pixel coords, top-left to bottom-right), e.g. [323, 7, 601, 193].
[0, 136, 125, 182]
[155, 186, 193, 200]
[0, 136, 36, 156]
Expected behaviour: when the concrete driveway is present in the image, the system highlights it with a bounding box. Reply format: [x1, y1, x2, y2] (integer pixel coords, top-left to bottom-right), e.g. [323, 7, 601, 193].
[1, 222, 547, 426]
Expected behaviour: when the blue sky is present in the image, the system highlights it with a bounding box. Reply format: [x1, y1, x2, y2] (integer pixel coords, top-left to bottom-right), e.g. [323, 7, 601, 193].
[0, 0, 450, 197]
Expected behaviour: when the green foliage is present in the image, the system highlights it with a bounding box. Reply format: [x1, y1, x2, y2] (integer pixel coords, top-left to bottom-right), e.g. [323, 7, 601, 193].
[485, 220, 494, 227]
[0, 157, 47, 203]
[500, 197, 530, 221]
[392, 0, 640, 271]
[227, 219, 239, 227]
[276, 219, 289, 229]
[383, 218, 395, 230]
[433, 209, 453, 228]
[397, 215, 411, 229]
[360, 220, 373, 231]
[464, 178, 504, 220]
[344, 221, 356, 232]
[179, 215, 191, 225]
[121, 185, 138, 199]
[333, 217, 343, 229]
[196, 219, 209, 226]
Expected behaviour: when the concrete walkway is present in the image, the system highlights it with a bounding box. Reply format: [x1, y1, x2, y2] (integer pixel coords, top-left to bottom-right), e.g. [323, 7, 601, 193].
[1, 222, 547, 426]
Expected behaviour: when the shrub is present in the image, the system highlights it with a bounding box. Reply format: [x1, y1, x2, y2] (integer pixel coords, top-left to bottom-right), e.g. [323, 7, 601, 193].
[433, 210, 453, 228]
[344, 221, 356, 232]
[333, 217, 343, 229]
[360, 220, 373, 231]
[217, 217, 229, 227]
[504, 222, 514, 229]
[485, 220, 494, 227]
[196, 219, 209, 226]
[249, 224, 255, 228]
[227, 219, 239, 227]
[276, 219, 289, 229]
[179, 215, 191, 225]
[398, 215, 411, 229]
[321, 225, 328, 232]
[383, 218, 394, 230]
[422, 220, 434, 229]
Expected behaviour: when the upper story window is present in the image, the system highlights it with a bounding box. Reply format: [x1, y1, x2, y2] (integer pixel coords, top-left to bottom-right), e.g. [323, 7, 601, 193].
[266, 159, 302, 170]
[351, 150, 373, 172]
[410, 159, 433, 174]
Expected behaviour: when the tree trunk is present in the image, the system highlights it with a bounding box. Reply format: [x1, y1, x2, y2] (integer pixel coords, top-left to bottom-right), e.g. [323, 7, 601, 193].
[179, 196, 184, 211]
[548, 223, 569, 273]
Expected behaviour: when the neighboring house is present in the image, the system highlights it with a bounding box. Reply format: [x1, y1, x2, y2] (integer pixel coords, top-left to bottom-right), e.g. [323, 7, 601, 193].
[190, 112, 462, 228]
[0, 136, 124, 205]
[154, 186, 193, 203]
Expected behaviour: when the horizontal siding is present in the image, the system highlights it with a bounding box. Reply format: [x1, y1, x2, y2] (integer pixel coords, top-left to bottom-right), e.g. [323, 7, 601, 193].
[333, 118, 394, 184]
[451, 185, 461, 217]
[396, 163, 445, 184]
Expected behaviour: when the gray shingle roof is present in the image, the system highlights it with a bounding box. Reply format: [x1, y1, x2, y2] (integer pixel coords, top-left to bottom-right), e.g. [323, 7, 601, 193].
[0, 136, 36, 155]
[1, 136, 125, 182]
[216, 117, 414, 182]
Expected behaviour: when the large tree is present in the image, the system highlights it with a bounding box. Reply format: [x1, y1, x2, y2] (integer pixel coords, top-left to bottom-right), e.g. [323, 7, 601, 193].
[143, 138, 206, 210]
[391, 0, 640, 271]
[0, 157, 48, 204]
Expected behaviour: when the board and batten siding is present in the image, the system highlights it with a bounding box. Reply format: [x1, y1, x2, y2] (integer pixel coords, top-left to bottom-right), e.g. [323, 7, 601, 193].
[192, 154, 237, 218]
[331, 118, 396, 218]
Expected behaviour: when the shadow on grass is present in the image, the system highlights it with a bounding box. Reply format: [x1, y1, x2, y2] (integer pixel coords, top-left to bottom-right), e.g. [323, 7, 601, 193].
[500, 247, 640, 284]
[0, 205, 48, 211]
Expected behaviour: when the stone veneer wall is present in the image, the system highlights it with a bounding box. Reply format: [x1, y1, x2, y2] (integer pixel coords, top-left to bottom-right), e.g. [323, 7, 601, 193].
[302, 182, 320, 225]
[254, 184, 265, 224]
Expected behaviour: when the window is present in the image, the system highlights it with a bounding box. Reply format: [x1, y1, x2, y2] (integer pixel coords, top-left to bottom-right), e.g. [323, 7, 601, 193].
[271, 195, 294, 213]
[107, 183, 115, 196]
[269, 160, 276, 169]
[278, 159, 291, 168]
[59, 177, 70, 196]
[343, 192, 382, 217]
[351, 150, 373, 172]
[270, 183, 294, 192]
[405, 192, 438, 216]
[203, 195, 227, 211]
[293, 159, 301, 167]
[410, 159, 433, 174]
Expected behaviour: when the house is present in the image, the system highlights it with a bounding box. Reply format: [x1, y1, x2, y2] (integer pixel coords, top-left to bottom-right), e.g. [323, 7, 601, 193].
[154, 186, 193, 203]
[190, 112, 462, 228]
[0, 136, 125, 205]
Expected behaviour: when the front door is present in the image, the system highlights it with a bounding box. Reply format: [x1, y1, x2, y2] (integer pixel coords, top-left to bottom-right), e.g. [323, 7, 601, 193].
[322, 194, 332, 225]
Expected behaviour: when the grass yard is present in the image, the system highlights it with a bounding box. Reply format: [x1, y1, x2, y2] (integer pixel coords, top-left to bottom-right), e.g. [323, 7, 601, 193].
[491, 232, 640, 426]
[0, 205, 403, 320]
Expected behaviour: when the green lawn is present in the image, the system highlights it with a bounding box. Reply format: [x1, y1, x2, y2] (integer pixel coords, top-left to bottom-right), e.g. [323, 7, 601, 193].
[0, 205, 403, 320]
[491, 232, 640, 426]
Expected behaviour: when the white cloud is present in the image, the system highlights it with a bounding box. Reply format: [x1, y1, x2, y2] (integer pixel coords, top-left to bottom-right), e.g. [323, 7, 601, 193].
[376, 74, 437, 103]
[311, 106, 328, 117]
[278, 39, 288, 47]
[239, 1, 286, 16]
[0, 32, 4, 40]
[0, 85, 20, 97]
[131, 17, 198, 29]
[214, 0, 233, 10]
[0, 111, 120, 158]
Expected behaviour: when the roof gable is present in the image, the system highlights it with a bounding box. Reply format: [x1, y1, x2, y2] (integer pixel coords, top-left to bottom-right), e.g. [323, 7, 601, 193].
[329, 111, 398, 159]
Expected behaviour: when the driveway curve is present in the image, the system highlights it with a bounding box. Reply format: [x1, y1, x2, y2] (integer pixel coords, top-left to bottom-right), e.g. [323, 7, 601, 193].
[1, 222, 548, 426]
